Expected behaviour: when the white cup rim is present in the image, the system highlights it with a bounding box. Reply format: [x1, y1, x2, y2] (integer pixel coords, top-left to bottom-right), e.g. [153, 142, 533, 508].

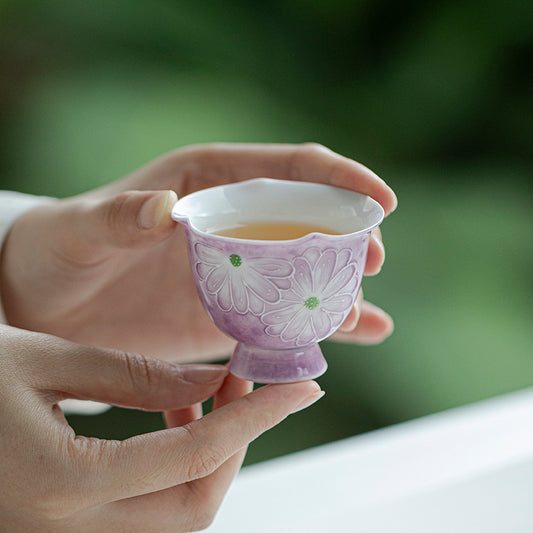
[171, 177, 384, 243]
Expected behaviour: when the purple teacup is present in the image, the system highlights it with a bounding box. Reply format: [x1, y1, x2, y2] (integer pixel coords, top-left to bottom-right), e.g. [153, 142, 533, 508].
[171, 178, 384, 383]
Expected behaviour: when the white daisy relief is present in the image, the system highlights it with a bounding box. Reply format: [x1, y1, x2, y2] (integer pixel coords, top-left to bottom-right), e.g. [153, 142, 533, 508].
[195, 243, 294, 315]
[262, 247, 359, 346]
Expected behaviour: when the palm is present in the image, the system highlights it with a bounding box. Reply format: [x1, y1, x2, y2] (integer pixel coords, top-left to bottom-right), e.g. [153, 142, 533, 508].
[65, 232, 235, 361]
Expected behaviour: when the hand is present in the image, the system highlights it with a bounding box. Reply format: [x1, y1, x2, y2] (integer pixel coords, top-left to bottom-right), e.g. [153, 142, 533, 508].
[0, 324, 323, 532]
[0, 143, 397, 361]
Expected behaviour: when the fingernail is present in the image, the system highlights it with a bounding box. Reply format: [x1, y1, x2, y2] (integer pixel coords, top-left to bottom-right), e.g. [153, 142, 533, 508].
[137, 190, 177, 230]
[390, 191, 399, 213]
[180, 364, 228, 384]
[291, 390, 325, 414]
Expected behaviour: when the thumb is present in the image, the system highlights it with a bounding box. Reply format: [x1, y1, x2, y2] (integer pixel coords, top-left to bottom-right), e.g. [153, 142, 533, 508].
[21, 329, 227, 411]
[71, 190, 178, 253]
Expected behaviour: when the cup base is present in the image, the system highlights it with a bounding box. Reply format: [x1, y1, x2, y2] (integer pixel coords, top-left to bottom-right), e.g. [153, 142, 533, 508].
[228, 343, 327, 384]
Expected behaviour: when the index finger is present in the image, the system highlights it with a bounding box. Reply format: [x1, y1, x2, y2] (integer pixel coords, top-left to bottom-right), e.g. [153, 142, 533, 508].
[75, 379, 322, 506]
[180, 143, 398, 216]
[106, 374, 253, 531]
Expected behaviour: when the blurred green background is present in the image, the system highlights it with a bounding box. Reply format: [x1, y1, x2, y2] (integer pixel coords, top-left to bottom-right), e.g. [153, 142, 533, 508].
[1, 0, 531, 465]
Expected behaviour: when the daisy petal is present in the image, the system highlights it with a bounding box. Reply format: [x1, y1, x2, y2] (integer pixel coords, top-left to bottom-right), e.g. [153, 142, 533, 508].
[196, 262, 213, 280]
[265, 323, 286, 337]
[314, 249, 337, 293]
[279, 289, 303, 303]
[293, 257, 314, 294]
[246, 269, 282, 304]
[262, 303, 301, 326]
[321, 294, 353, 313]
[195, 243, 224, 264]
[311, 308, 332, 338]
[297, 321, 316, 345]
[303, 247, 321, 268]
[281, 308, 309, 342]
[324, 264, 357, 297]
[343, 272, 360, 294]
[251, 259, 293, 277]
[230, 273, 248, 314]
[217, 279, 232, 311]
[248, 291, 265, 315]
[328, 312, 345, 330]
[336, 249, 352, 271]
[206, 266, 228, 293]
[288, 279, 307, 299]
[271, 277, 292, 290]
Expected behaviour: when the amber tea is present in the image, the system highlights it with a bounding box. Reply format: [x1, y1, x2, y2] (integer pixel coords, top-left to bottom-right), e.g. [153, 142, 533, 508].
[210, 221, 340, 240]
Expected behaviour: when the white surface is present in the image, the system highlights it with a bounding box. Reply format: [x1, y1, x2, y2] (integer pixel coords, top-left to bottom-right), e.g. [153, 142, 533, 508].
[60, 399, 112, 415]
[207, 388, 533, 532]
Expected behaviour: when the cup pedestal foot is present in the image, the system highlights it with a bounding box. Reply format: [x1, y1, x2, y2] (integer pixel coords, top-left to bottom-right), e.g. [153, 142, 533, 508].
[228, 343, 327, 383]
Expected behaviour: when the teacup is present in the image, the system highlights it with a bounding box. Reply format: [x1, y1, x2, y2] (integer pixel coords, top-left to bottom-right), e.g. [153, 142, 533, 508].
[171, 178, 384, 383]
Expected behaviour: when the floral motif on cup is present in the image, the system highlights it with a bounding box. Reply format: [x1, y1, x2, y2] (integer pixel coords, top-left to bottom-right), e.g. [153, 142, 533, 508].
[262, 247, 359, 346]
[195, 243, 294, 315]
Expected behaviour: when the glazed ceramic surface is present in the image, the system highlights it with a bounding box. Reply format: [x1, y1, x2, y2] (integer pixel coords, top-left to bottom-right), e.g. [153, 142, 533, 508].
[171, 178, 384, 383]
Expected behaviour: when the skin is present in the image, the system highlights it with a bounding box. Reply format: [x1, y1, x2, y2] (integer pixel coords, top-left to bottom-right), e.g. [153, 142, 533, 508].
[0, 143, 397, 531]
[1, 143, 396, 360]
[0, 325, 323, 531]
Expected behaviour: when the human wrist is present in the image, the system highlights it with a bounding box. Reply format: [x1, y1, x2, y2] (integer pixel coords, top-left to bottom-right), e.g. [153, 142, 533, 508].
[0, 192, 56, 324]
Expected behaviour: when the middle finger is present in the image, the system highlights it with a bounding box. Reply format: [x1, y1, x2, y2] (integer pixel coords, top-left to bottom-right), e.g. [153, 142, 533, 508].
[364, 227, 385, 275]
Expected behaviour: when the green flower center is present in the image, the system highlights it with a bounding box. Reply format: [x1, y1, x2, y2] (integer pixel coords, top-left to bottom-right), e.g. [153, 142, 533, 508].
[229, 254, 242, 267]
[304, 296, 320, 310]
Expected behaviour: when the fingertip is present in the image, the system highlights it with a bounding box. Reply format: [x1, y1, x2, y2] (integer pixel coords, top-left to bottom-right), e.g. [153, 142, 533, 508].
[373, 180, 397, 217]
[290, 386, 325, 414]
[137, 190, 177, 231]
[338, 305, 359, 332]
[258, 379, 323, 414]
[82, 190, 179, 252]
[381, 311, 395, 339]
[330, 300, 394, 345]
[213, 372, 253, 409]
[352, 160, 397, 216]
[358, 303, 394, 343]
[383, 188, 398, 216]
[265, 379, 322, 398]
[364, 232, 385, 276]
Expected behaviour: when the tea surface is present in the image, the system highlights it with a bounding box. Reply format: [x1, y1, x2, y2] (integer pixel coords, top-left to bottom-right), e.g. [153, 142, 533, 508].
[211, 221, 339, 240]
